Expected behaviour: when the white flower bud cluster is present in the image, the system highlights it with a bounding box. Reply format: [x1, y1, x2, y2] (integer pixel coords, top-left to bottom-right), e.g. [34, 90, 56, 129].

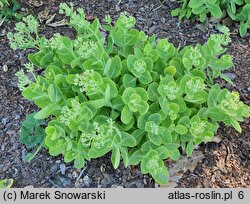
[24, 63, 34, 74]
[133, 60, 146, 73]
[119, 12, 136, 29]
[74, 70, 98, 93]
[107, 118, 115, 135]
[7, 15, 38, 50]
[59, 3, 89, 31]
[169, 110, 177, 121]
[220, 92, 242, 115]
[189, 47, 202, 67]
[149, 122, 160, 135]
[104, 15, 112, 24]
[146, 156, 162, 175]
[50, 34, 65, 50]
[59, 100, 80, 126]
[186, 79, 205, 93]
[80, 122, 104, 149]
[162, 44, 170, 53]
[163, 84, 180, 100]
[15, 70, 32, 91]
[192, 121, 207, 135]
[23, 15, 38, 34]
[74, 38, 98, 59]
[210, 32, 231, 53]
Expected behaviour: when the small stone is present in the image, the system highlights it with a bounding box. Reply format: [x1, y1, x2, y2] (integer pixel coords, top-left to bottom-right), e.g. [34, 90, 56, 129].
[160, 18, 166, 24]
[14, 115, 20, 120]
[55, 160, 61, 164]
[21, 149, 26, 161]
[247, 87, 250, 92]
[1, 118, 7, 126]
[59, 177, 71, 187]
[60, 164, 66, 175]
[115, 5, 120, 12]
[139, 7, 145, 12]
[137, 17, 145, 22]
[72, 171, 78, 178]
[14, 168, 18, 175]
[3, 64, 8, 72]
[50, 164, 57, 173]
[148, 26, 157, 35]
[83, 175, 90, 186]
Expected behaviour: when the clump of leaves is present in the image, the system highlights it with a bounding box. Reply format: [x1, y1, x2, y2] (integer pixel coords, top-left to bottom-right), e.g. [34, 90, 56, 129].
[20, 112, 46, 162]
[171, 0, 250, 37]
[9, 3, 250, 184]
[0, 179, 13, 188]
[0, 0, 22, 22]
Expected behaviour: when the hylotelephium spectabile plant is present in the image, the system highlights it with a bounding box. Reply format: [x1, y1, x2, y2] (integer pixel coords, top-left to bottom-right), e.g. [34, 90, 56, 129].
[8, 3, 250, 184]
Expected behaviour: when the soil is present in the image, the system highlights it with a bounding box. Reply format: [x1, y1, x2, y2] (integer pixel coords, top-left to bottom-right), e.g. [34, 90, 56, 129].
[0, 0, 249, 188]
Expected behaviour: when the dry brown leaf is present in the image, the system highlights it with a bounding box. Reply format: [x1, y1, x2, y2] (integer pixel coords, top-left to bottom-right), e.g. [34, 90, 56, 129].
[211, 136, 222, 143]
[47, 19, 68, 27]
[38, 8, 50, 22]
[160, 150, 205, 188]
[28, 0, 43, 7]
[46, 14, 56, 25]
[85, 14, 96, 21]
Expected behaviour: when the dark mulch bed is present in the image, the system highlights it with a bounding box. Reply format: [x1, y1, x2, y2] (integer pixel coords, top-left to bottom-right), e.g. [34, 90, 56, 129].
[0, 0, 249, 188]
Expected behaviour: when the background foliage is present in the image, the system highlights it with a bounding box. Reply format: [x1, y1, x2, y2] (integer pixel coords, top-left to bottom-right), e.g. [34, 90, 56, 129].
[172, 0, 250, 37]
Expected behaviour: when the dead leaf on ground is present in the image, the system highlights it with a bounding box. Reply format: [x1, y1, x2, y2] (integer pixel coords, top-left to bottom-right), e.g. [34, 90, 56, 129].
[85, 14, 96, 21]
[211, 136, 222, 143]
[222, 17, 233, 27]
[46, 14, 56, 25]
[47, 19, 68, 27]
[27, 0, 44, 7]
[160, 150, 205, 188]
[38, 8, 50, 22]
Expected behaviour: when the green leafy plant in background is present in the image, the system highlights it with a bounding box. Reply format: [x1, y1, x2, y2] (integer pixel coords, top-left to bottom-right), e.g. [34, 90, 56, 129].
[8, 3, 250, 184]
[171, 0, 250, 37]
[0, 0, 22, 22]
[20, 112, 46, 162]
[0, 179, 13, 188]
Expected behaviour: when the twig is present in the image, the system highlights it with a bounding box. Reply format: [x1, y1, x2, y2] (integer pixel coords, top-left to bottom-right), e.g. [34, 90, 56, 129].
[0, 16, 6, 28]
[153, 5, 162, 12]
[75, 166, 87, 183]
